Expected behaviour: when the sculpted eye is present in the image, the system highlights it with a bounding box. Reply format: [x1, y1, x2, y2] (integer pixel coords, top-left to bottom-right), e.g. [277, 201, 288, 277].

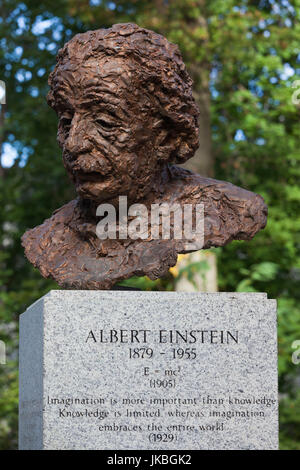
[59, 112, 73, 133]
[96, 118, 115, 129]
[61, 117, 72, 129]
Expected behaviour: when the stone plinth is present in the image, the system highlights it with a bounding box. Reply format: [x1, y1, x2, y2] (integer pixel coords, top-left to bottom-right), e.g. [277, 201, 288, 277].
[19, 291, 278, 450]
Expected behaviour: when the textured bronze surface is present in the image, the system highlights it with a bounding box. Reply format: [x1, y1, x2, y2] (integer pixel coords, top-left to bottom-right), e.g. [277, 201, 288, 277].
[22, 23, 267, 289]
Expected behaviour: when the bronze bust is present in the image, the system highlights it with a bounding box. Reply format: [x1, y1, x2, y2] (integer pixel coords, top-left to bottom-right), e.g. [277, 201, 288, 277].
[22, 23, 267, 289]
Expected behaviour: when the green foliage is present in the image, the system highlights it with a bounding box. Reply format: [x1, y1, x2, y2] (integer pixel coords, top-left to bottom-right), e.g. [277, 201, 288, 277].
[0, 361, 18, 450]
[118, 275, 174, 291]
[177, 260, 210, 289]
[236, 261, 279, 291]
[0, 0, 299, 449]
[279, 390, 300, 450]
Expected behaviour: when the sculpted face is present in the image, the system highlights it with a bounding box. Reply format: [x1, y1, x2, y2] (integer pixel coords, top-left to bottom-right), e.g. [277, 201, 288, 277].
[48, 24, 199, 204]
[53, 57, 168, 204]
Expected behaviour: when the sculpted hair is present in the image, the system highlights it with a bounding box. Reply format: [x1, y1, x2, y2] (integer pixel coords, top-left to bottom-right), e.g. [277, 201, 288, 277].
[47, 23, 199, 164]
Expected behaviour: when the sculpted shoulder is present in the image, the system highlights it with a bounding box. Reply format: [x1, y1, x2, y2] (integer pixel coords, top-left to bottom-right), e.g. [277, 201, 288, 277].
[167, 165, 266, 205]
[165, 165, 267, 248]
[21, 198, 178, 289]
[21, 200, 82, 281]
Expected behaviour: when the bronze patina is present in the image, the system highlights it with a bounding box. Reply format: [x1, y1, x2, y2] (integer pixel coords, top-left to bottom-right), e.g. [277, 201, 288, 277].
[22, 23, 267, 289]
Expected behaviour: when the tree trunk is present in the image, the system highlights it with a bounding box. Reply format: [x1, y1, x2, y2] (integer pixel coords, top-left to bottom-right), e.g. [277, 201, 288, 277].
[183, 86, 214, 177]
[176, 4, 218, 292]
[174, 251, 218, 292]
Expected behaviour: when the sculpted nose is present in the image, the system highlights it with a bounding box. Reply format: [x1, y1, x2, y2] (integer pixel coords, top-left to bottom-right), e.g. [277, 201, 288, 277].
[64, 114, 91, 156]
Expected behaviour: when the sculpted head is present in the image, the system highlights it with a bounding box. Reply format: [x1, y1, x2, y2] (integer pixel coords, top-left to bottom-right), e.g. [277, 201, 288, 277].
[47, 23, 199, 204]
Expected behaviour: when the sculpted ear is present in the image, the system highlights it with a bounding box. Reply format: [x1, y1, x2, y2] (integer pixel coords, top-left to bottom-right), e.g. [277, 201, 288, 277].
[154, 118, 198, 164]
[151, 93, 199, 164]
[152, 114, 178, 163]
[175, 140, 197, 164]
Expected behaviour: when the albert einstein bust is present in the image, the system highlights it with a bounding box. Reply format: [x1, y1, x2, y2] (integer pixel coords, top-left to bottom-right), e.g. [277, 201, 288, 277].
[22, 23, 267, 289]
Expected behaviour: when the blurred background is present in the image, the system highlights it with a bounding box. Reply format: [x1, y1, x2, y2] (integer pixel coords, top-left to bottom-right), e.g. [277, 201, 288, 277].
[0, 0, 299, 450]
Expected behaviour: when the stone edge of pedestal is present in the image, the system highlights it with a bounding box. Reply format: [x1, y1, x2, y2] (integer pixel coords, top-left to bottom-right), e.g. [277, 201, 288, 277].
[19, 296, 45, 450]
[39, 289, 275, 301]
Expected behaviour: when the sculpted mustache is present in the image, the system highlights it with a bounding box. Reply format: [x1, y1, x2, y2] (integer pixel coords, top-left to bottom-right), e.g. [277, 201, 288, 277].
[61, 139, 121, 160]
[62, 150, 114, 175]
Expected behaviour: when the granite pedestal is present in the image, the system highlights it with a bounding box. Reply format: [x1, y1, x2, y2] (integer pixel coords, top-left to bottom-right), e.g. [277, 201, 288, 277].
[19, 290, 278, 450]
